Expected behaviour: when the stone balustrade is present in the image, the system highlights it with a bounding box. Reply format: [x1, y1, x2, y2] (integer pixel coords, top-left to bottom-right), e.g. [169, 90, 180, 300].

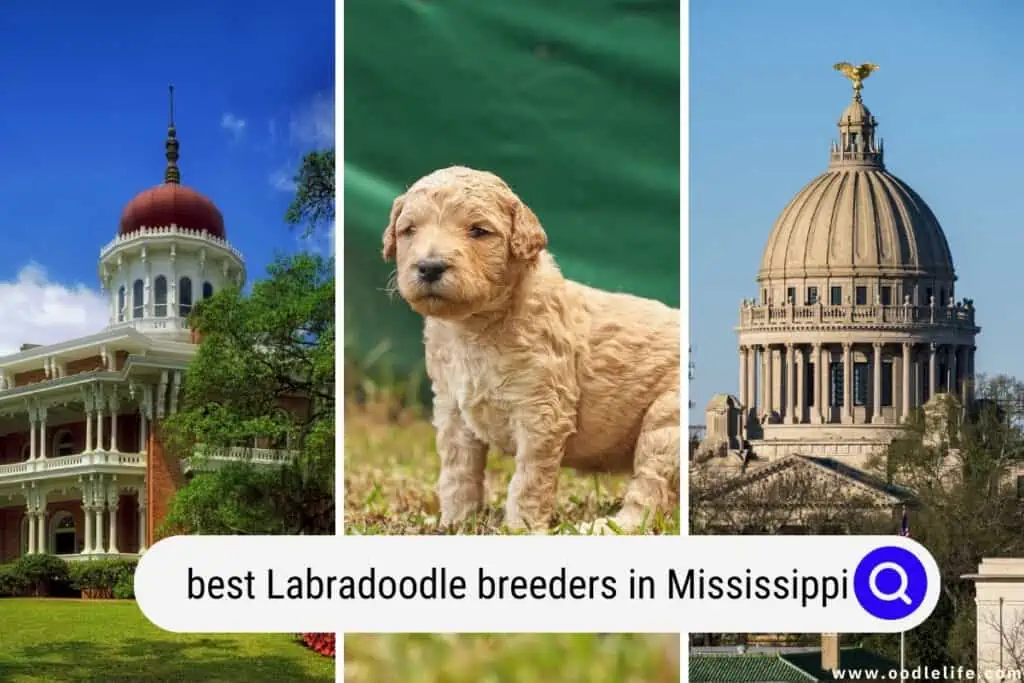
[738, 301, 977, 330]
[99, 224, 243, 261]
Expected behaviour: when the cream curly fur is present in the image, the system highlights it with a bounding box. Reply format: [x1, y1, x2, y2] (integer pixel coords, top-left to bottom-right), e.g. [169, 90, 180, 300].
[382, 166, 680, 533]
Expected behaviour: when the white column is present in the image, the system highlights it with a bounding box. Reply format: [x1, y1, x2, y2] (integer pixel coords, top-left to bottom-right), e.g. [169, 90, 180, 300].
[811, 343, 823, 424]
[902, 343, 912, 422]
[109, 395, 120, 453]
[842, 343, 853, 424]
[928, 343, 938, 401]
[82, 504, 94, 554]
[764, 345, 774, 417]
[784, 343, 796, 424]
[36, 507, 47, 554]
[85, 398, 94, 453]
[139, 411, 149, 453]
[948, 345, 958, 397]
[872, 342, 883, 424]
[137, 490, 147, 554]
[96, 401, 105, 452]
[38, 407, 47, 460]
[747, 346, 758, 422]
[796, 347, 806, 424]
[107, 493, 120, 555]
[820, 345, 831, 424]
[29, 413, 37, 460]
[26, 511, 36, 555]
[93, 504, 105, 554]
[738, 346, 748, 409]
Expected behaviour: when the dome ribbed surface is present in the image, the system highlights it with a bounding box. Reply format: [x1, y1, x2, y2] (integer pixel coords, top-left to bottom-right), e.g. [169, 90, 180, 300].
[758, 168, 955, 282]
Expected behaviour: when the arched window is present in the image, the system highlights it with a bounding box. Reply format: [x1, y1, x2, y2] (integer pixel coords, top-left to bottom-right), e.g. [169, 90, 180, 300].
[50, 511, 77, 556]
[179, 277, 193, 317]
[117, 286, 126, 322]
[154, 276, 168, 317]
[52, 430, 75, 458]
[203, 282, 214, 299]
[132, 279, 144, 319]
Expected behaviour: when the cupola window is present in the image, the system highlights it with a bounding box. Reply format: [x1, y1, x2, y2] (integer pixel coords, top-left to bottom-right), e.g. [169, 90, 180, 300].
[855, 286, 867, 306]
[179, 277, 193, 317]
[154, 276, 168, 317]
[132, 279, 144, 319]
[830, 286, 842, 306]
[203, 282, 214, 299]
[806, 286, 818, 305]
[117, 286, 126, 322]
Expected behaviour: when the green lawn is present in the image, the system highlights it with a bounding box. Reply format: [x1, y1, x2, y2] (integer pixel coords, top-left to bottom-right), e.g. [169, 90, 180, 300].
[344, 403, 680, 535]
[0, 599, 333, 683]
[344, 634, 680, 683]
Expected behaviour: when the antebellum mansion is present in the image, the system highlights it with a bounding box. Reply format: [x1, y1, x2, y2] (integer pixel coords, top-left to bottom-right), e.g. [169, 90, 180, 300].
[0, 90, 278, 562]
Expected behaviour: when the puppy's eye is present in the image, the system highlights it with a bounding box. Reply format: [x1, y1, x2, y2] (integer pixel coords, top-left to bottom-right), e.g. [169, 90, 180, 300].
[468, 225, 490, 238]
[399, 224, 416, 236]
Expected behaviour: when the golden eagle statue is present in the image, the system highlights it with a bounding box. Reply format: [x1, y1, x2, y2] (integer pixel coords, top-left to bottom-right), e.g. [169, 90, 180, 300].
[833, 62, 879, 95]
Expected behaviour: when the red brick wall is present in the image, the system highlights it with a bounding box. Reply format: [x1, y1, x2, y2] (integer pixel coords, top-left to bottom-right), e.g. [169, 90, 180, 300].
[0, 508, 23, 563]
[65, 355, 105, 374]
[147, 421, 183, 545]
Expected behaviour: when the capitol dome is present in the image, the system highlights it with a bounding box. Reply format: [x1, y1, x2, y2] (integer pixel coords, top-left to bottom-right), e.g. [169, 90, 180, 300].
[758, 93, 955, 287]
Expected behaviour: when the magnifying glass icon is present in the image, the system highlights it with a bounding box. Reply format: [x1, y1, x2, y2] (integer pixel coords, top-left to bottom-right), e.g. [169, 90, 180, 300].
[868, 561, 912, 605]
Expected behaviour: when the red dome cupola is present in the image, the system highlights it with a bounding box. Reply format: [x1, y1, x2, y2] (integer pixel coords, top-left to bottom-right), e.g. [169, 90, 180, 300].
[118, 85, 225, 240]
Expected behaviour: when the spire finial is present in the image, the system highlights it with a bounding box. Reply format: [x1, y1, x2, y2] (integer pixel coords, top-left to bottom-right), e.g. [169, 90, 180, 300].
[164, 83, 181, 184]
[833, 62, 879, 102]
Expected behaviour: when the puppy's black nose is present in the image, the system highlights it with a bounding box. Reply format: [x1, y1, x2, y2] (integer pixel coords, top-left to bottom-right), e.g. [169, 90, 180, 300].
[416, 258, 448, 283]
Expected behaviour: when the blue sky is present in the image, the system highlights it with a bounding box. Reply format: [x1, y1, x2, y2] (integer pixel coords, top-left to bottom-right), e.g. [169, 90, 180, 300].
[0, 1, 334, 354]
[690, 0, 1024, 421]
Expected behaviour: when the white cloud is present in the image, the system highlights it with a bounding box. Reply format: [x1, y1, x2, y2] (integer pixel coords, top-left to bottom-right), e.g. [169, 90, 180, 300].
[288, 90, 334, 148]
[0, 264, 108, 357]
[269, 168, 297, 193]
[220, 113, 247, 140]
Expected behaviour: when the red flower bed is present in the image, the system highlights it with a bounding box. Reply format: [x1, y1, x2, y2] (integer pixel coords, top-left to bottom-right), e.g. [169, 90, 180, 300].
[300, 632, 336, 658]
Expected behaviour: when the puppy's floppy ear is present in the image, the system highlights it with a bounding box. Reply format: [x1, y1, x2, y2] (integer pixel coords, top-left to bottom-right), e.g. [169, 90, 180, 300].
[381, 194, 405, 262]
[509, 197, 547, 261]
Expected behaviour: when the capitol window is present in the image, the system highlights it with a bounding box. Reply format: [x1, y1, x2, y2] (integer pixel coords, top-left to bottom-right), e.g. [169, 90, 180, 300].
[806, 286, 818, 305]
[880, 286, 892, 306]
[179, 277, 193, 316]
[830, 286, 842, 306]
[154, 276, 168, 317]
[786, 287, 796, 304]
[855, 286, 867, 306]
[132, 279, 144, 319]
[853, 362, 869, 406]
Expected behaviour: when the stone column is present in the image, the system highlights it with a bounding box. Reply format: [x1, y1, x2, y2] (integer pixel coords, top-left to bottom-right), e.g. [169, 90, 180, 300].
[872, 343, 883, 424]
[29, 410, 37, 460]
[109, 394, 120, 453]
[902, 343, 912, 422]
[747, 346, 758, 421]
[93, 504, 105, 554]
[948, 345, 958, 397]
[968, 346, 977, 405]
[764, 345, 774, 418]
[26, 510, 36, 555]
[811, 343, 823, 424]
[38, 407, 47, 460]
[36, 506, 47, 554]
[82, 503, 94, 554]
[107, 491, 120, 555]
[820, 345, 831, 424]
[842, 343, 853, 424]
[96, 399, 105, 452]
[785, 343, 796, 424]
[137, 489, 148, 554]
[796, 347, 806, 424]
[929, 343, 938, 401]
[84, 396, 94, 453]
[738, 346, 748, 409]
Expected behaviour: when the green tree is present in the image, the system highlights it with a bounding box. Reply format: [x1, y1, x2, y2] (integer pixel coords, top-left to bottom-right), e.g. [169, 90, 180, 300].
[286, 148, 335, 237]
[161, 147, 336, 536]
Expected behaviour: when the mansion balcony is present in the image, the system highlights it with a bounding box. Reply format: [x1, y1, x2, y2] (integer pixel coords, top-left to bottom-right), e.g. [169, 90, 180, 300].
[738, 300, 977, 333]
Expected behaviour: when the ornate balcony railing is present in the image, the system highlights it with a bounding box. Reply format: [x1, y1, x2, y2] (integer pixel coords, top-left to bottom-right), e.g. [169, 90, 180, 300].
[0, 450, 145, 482]
[738, 302, 977, 331]
[189, 446, 295, 467]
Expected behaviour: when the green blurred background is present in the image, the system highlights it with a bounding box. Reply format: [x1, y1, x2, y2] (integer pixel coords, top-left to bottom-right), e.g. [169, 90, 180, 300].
[344, 0, 680, 382]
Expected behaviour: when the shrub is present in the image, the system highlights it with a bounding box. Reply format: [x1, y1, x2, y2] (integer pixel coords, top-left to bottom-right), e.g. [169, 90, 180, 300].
[69, 559, 137, 598]
[0, 564, 29, 597]
[10, 554, 70, 597]
[112, 573, 135, 600]
[300, 632, 336, 658]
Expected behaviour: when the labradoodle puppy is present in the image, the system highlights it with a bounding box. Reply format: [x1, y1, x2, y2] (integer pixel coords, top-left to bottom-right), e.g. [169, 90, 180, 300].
[382, 166, 680, 534]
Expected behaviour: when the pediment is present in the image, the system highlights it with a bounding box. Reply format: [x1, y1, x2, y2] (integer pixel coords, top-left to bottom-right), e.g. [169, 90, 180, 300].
[695, 454, 911, 509]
